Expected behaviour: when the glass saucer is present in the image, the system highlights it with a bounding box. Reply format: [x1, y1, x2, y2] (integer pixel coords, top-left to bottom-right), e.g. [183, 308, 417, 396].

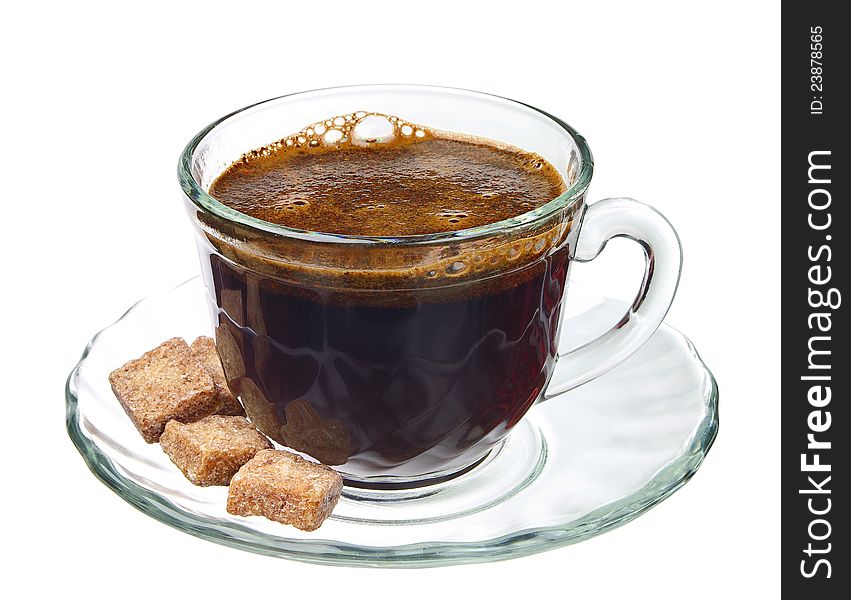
[66, 277, 718, 567]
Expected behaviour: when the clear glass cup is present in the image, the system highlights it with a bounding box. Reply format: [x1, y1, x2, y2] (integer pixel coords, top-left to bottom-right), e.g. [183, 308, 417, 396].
[178, 85, 682, 487]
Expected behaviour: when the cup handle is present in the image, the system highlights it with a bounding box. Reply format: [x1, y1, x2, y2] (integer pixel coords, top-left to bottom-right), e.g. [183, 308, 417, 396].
[544, 197, 682, 398]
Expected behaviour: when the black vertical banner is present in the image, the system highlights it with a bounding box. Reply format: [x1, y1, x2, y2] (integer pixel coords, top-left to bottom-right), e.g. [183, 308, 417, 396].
[782, 3, 848, 597]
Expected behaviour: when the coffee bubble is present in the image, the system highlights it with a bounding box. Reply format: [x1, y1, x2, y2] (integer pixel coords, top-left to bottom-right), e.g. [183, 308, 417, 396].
[446, 261, 468, 275]
[323, 129, 344, 143]
[266, 111, 430, 152]
[352, 115, 397, 146]
[434, 209, 470, 226]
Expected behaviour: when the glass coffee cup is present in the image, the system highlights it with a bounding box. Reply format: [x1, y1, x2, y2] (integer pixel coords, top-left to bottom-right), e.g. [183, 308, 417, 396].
[179, 85, 681, 487]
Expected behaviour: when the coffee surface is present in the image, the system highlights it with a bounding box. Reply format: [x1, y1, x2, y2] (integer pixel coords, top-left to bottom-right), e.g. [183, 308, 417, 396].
[209, 113, 567, 236]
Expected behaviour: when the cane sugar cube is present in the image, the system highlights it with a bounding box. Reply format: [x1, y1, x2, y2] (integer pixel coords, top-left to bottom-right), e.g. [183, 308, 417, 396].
[226, 449, 343, 531]
[108, 337, 221, 443]
[160, 416, 271, 486]
[190, 336, 244, 416]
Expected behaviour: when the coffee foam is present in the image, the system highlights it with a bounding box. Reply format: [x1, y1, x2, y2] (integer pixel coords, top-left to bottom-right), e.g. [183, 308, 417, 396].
[201, 113, 578, 304]
[242, 111, 430, 157]
[211, 111, 567, 238]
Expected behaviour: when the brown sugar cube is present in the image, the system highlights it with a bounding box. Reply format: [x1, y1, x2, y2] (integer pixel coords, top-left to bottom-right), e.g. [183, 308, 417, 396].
[227, 449, 343, 531]
[108, 337, 221, 443]
[190, 336, 245, 416]
[160, 416, 271, 486]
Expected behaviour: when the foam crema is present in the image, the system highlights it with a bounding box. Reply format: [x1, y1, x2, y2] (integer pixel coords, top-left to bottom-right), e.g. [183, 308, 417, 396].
[198, 112, 581, 304]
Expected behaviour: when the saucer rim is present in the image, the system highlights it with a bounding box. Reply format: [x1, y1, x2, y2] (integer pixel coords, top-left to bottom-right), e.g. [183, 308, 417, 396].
[65, 277, 719, 568]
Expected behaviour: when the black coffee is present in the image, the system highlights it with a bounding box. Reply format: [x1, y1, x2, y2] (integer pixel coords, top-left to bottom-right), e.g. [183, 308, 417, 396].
[207, 113, 570, 479]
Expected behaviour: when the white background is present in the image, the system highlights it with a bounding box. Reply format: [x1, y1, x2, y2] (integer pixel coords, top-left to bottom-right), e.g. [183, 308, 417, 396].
[1, 1, 779, 597]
